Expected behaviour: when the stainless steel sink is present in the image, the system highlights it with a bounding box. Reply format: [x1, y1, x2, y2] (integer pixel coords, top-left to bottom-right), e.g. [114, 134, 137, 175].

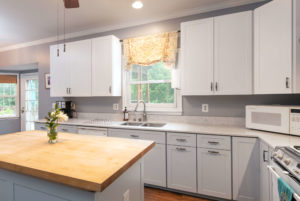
[120, 122, 144, 126]
[120, 122, 166, 128]
[141, 123, 166, 128]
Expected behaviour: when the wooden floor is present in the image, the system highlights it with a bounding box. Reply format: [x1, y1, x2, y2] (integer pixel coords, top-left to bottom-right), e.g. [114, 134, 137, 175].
[144, 187, 212, 201]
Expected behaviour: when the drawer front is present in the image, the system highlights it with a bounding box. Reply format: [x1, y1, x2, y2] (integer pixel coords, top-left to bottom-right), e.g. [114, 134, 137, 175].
[34, 123, 47, 131]
[198, 135, 231, 150]
[108, 129, 165, 144]
[57, 125, 77, 134]
[78, 127, 107, 136]
[167, 132, 196, 147]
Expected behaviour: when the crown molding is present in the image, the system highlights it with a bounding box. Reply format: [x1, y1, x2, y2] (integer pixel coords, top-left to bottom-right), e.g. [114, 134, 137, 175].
[0, 0, 265, 53]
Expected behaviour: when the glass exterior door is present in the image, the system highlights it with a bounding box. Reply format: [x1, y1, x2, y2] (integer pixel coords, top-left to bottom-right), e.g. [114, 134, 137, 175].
[21, 74, 39, 131]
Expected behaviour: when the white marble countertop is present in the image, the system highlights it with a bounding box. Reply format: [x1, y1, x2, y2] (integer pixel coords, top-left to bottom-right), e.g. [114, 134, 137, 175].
[35, 118, 300, 149]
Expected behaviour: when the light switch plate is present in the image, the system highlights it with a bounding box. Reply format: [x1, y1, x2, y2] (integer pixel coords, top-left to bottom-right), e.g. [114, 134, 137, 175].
[202, 104, 209, 113]
[123, 189, 130, 201]
[113, 104, 119, 111]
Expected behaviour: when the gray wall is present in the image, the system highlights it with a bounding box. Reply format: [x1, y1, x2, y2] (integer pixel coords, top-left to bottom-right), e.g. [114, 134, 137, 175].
[0, 118, 20, 134]
[0, 1, 294, 134]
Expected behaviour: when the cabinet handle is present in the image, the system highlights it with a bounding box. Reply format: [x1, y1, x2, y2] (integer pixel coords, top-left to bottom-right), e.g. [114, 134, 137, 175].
[176, 147, 186, 151]
[40, 127, 46, 130]
[215, 82, 218, 91]
[286, 77, 290, 89]
[61, 129, 68, 132]
[263, 150, 269, 162]
[57, 49, 60, 57]
[176, 139, 187, 142]
[109, 86, 112, 94]
[208, 150, 219, 154]
[66, 88, 69, 94]
[69, 88, 71, 94]
[208, 141, 219, 145]
[211, 82, 214, 91]
[130, 135, 139, 138]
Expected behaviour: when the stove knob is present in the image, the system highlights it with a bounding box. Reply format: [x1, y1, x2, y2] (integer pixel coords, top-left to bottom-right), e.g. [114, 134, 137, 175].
[284, 158, 291, 165]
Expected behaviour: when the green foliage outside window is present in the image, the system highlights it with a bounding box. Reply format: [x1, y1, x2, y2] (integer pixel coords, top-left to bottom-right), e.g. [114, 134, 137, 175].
[130, 62, 175, 104]
[0, 83, 17, 117]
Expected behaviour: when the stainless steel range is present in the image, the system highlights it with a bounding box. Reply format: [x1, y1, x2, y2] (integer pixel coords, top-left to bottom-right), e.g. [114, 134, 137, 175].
[271, 146, 300, 200]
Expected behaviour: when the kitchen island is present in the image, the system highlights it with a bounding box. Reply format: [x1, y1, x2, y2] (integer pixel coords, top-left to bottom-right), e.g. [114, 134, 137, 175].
[0, 131, 154, 201]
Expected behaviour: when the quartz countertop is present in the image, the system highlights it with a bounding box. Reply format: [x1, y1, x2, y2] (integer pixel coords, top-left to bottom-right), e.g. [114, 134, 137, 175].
[0, 131, 154, 192]
[35, 118, 300, 148]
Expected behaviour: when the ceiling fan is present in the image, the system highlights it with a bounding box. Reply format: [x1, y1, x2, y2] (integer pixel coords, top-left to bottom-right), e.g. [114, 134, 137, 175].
[63, 0, 79, 8]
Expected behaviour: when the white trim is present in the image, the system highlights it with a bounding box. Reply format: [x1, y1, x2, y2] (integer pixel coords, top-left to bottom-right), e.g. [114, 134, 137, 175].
[0, 0, 265, 53]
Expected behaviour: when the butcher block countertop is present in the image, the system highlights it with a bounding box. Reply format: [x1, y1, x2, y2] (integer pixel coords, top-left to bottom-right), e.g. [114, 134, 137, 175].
[0, 131, 154, 192]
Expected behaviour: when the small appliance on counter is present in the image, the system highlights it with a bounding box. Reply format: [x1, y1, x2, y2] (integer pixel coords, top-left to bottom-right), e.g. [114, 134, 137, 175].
[56, 101, 76, 119]
[246, 105, 300, 136]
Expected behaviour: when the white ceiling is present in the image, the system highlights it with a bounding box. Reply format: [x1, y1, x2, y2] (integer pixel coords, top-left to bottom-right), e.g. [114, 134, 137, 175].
[0, 0, 264, 51]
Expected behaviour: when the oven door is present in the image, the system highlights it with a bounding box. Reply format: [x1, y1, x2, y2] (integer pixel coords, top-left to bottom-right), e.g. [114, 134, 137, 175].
[246, 106, 290, 134]
[268, 162, 300, 201]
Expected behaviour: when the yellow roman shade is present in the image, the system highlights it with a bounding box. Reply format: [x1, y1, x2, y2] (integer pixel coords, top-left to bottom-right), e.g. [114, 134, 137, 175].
[123, 31, 179, 70]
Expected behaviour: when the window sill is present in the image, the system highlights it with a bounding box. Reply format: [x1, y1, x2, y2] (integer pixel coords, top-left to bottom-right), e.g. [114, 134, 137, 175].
[0, 116, 20, 120]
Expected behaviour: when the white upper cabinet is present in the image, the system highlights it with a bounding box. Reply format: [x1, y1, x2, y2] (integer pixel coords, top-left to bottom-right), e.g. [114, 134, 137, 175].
[214, 11, 253, 95]
[254, 0, 294, 94]
[92, 36, 121, 96]
[181, 18, 214, 95]
[50, 44, 69, 97]
[50, 35, 121, 97]
[66, 39, 92, 97]
[181, 11, 253, 96]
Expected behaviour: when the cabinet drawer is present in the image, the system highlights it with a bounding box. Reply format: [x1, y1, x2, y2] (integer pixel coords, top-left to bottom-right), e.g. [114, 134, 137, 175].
[197, 135, 231, 150]
[167, 132, 196, 147]
[34, 122, 47, 131]
[57, 125, 77, 134]
[108, 129, 165, 144]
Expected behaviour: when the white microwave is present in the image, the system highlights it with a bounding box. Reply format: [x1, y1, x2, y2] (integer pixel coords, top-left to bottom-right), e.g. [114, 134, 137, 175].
[246, 105, 300, 136]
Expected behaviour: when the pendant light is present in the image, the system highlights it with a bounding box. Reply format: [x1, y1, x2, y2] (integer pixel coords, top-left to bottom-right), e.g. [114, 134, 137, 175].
[132, 1, 143, 9]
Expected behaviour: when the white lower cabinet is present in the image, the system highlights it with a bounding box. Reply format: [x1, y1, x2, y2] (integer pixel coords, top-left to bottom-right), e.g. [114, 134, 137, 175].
[197, 148, 232, 199]
[167, 145, 197, 193]
[143, 144, 166, 187]
[108, 129, 166, 187]
[260, 141, 271, 201]
[233, 137, 260, 201]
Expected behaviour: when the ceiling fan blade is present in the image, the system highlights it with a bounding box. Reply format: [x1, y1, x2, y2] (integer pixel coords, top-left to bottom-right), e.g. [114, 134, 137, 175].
[63, 0, 79, 8]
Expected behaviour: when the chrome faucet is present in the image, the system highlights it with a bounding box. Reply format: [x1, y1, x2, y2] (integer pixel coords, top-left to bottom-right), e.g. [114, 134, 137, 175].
[134, 100, 147, 122]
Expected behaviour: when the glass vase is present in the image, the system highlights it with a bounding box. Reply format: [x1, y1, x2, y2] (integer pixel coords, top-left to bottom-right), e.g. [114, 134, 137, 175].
[47, 128, 58, 144]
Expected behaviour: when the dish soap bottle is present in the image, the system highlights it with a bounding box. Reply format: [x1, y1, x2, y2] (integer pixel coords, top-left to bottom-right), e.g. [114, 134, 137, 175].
[123, 107, 129, 121]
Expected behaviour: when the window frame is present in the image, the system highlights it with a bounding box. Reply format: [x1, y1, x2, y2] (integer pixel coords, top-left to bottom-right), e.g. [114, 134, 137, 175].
[123, 64, 182, 114]
[0, 73, 20, 119]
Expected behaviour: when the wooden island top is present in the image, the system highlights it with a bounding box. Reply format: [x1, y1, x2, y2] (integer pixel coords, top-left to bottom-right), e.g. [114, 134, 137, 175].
[0, 131, 155, 192]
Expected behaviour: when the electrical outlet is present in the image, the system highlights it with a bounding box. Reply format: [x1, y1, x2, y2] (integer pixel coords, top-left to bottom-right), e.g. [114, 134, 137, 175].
[202, 104, 209, 113]
[113, 104, 119, 111]
[123, 189, 130, 201]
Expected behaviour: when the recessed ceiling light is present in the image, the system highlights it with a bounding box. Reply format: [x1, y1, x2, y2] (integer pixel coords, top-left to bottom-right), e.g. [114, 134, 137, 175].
[132, 1, 143, 9]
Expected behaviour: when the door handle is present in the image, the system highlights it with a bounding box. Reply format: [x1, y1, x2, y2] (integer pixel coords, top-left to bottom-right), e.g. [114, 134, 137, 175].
[21, 107, 25, 114]
[286, 77, 290, 89]
[263, 150, 269, 162]
[215, 82, 218, 91]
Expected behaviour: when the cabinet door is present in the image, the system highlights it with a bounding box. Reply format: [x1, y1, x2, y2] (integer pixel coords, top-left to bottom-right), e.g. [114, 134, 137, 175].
[260, 141, 270, 201]
[254, 0, 293, 94]
[181, 18, 214, 95]
[92, 36, 121, 96]
[232, 137, 260, 201]
[144, 144, 166, 187]
[167, 145, 197, 193]
[50, 44, 70, 97]
[197, 148, 232, 199]
[66, 39, 92, 97]
[214, 11, 253, 95]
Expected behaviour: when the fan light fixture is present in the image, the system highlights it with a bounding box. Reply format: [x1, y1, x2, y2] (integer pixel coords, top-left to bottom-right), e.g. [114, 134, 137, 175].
[132, 1, 143, 9]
